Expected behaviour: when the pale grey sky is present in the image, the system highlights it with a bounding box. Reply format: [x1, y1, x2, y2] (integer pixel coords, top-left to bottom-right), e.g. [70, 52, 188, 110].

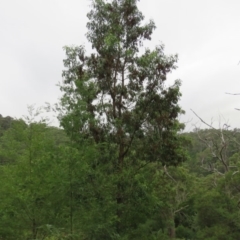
[1, 0, 240, 131]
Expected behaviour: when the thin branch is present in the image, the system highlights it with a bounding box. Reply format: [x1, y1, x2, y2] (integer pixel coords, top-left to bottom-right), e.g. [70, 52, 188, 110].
[174, 205, 189, 214]
[225, 93, 240, 110]
[232, 171, 239, 176]
[219, 143, 228, 172]
[213, 168, 224, 175]
[226, 92, 240, 95]
[163, 165, 177, 183]
[191, 109, 216, 129]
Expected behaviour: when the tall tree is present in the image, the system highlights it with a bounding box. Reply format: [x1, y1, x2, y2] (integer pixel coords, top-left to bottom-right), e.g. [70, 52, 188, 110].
[60, 0, 187, 237]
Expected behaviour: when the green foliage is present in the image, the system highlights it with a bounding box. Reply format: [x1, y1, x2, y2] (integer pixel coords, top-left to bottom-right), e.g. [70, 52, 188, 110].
[58, 0, 189, 238]
[0, 114, 14, 136]
[181, 128, 240, 239]
[0, 108, 79, 239]
[2, 115, 240, 239]
[4, 1, 240, 239]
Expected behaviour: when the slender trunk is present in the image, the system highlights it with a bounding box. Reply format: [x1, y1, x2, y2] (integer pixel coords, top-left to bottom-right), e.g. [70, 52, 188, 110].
[116, 54, 126, 234]
[116, 143, 124, 233]
[167, 212, 175, 239]
[168, 226, 175, 239]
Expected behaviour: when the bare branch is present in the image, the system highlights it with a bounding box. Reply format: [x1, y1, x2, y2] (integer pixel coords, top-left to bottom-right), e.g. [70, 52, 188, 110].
[232, 171, 239, 176]
[191, 109, 216, 129]
[226, 92, 240, 95]
[174, 205, 189, 214]
[163, 165, 177, 183]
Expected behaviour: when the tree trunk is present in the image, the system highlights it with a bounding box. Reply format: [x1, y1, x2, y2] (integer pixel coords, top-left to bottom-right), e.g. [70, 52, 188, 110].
[116, 143, 124, 233]
[167, 212, 175, 239]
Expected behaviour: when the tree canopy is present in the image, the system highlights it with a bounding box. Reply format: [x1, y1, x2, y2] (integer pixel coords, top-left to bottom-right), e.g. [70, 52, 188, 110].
[58, 0, 188, 237]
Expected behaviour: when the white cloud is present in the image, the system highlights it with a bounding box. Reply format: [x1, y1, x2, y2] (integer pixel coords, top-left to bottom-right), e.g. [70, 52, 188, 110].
[0, 0, 240, 130]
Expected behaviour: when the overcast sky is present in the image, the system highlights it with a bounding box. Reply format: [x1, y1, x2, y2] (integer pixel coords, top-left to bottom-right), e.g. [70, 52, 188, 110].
[1, 0, 240, 131]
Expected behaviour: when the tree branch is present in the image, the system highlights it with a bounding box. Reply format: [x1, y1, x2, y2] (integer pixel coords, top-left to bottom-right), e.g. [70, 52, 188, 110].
[164, 165, 177, 183]
[174, 205, 189, 214]
[191, 109, 216, 129]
